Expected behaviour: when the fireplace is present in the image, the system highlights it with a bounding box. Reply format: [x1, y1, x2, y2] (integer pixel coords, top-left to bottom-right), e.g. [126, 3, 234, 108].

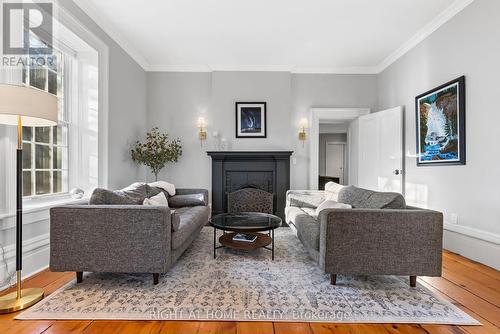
[207, 151, 293, 220]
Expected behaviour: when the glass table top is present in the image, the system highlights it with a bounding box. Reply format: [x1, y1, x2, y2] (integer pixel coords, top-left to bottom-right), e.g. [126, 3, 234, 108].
[210, 212, 282, 231]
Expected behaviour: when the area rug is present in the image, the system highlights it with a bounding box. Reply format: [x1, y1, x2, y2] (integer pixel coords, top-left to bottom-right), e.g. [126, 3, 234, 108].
[18, 227, 478, 324]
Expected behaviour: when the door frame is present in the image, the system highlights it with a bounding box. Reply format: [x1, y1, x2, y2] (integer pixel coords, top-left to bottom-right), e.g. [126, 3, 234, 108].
[309, 108, 370, 189]
[325, 142, 346, 184]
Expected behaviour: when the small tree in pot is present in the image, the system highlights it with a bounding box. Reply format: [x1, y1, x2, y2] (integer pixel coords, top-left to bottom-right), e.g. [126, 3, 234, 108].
[131, 127, 182, 181]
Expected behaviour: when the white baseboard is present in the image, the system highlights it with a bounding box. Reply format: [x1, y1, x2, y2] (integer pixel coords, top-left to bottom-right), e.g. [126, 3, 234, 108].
[444, 222, 500, 245]
[0, 233, 50, 291]
[443, 226, 500, 270]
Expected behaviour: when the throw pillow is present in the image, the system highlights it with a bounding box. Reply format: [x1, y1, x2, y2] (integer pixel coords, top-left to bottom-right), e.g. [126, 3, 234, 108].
[288, 192, 325, 208]
[315, 200, 352, 215]
[324, 181, 345, 202]
[120, 182, 152, 204]
[338, 185, 406, 209]
[89, 188, 138, 205]
[168, 194, 205, 208]
[143, 193, 180, 231]
[148, 186, 170, 199]
[148, 181, 176, 196]
[143, 192, 169, 206]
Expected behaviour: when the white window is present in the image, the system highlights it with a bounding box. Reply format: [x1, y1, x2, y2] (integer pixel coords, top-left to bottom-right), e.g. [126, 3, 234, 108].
[0, 8, 102, 211]
[21, 47, 69, 197]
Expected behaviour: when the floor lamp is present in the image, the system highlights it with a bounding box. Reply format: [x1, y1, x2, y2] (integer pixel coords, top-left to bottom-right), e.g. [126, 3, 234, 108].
[0, 84, 57, 313]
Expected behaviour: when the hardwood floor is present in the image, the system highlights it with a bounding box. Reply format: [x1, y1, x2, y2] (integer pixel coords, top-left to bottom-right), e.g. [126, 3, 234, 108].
[1, 250, 499, 334]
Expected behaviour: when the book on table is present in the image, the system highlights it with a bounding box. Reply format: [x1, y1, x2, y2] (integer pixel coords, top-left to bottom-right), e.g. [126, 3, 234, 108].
[233, 233, 257, 243]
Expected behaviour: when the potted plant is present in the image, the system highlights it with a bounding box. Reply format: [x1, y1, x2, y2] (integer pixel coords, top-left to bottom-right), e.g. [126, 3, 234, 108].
[131, 127, 182, 181]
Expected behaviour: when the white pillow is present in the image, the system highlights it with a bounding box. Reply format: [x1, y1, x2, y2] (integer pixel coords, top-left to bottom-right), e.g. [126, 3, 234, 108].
[148, 181, 176, 196]
[315, 200, 351, 215]
[143, 192, 169, 206]
[324, 182, 345, 201]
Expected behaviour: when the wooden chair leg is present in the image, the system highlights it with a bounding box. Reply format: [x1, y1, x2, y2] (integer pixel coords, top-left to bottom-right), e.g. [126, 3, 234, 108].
[410, 275, 417, 287]
[330, 274, 337, 285]
[153, 273, 159, 285]
[76, 271, 83, 283]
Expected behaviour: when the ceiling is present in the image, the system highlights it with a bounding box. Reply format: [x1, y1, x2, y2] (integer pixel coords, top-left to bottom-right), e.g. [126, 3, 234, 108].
[73, 0, 474, 73]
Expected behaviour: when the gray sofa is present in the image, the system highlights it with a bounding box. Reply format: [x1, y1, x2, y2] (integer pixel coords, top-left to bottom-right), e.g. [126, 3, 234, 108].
[50, 183, 210, 285]
[285, 184, 443, 287]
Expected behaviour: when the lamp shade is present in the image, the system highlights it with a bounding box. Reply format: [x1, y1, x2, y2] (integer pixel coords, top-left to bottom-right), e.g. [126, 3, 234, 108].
[0, 84, 58, 126]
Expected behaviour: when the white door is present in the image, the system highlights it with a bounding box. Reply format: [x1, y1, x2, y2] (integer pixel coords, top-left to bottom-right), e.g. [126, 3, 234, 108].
[325, 143, 345, 184]
[358, 106, 404, 194]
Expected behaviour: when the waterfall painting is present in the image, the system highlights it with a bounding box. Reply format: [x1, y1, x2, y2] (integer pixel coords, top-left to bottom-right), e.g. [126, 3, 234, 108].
[415, 76, 466, 166]
[236, 102, 267, 138]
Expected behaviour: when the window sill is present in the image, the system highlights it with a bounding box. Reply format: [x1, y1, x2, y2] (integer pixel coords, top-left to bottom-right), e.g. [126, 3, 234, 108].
[0, 196, 88, 220]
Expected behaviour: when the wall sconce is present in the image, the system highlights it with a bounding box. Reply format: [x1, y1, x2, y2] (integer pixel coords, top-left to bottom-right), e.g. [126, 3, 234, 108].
[298, 118, 307, 147]
[197, 117, 207, 146]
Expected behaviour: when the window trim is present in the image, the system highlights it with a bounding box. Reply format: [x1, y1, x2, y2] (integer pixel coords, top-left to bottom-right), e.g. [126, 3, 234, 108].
[54, 0, 110, 189]
[21, 49, 70, 199]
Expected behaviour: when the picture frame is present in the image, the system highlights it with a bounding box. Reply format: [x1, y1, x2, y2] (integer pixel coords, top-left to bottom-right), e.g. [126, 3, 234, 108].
[235, 102, 267, 138]
[415, 76, 466, 166]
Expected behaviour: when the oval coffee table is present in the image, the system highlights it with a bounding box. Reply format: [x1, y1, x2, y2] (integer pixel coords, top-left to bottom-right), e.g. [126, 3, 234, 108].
[210, 212, 282, 260]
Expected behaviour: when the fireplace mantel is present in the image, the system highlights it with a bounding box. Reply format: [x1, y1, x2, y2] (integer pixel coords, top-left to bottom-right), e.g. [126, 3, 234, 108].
[207, 151, 293, 220]
[206, 151, 293, 159]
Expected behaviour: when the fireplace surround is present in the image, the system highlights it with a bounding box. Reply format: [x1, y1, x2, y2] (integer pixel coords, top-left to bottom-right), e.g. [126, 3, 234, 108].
[207, 151, 293, 220]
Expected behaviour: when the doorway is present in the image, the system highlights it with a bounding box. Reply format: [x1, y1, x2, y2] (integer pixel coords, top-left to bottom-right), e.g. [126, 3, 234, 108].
[309, 107, 404, 193]
[309, 108, 369, 189]
[318, 129, 347, 189]
[325, 142, 345, 184]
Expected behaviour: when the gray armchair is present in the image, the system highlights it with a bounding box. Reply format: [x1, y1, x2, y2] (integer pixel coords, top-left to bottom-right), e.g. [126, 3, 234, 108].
[285, 185, 443, 287]
[227, 188, 274, 213]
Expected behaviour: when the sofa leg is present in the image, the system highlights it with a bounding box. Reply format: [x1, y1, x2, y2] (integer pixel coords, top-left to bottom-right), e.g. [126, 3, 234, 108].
[76, 271, 83, 283]
[330, 274, 337, 285]
[153, 273, 159, 285]
[410, 275, 417, 287]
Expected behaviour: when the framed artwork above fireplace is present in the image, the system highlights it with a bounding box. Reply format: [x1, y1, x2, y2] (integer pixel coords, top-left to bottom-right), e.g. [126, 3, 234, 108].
[235, 102, 267, 138]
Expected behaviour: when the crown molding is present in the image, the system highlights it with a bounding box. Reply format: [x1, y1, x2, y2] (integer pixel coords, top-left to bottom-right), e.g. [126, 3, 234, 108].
[148, 64, 213, 72]
[210, 64, 293, 72]
[72, 0, 149, 70]
[148, 64, 380, 74]
[148, 64, 293, 72]
[148, 64, 379, 74]
[375, 0, 475, 73]
[292, 66, 379, 74]
[72, 0, 475, 74]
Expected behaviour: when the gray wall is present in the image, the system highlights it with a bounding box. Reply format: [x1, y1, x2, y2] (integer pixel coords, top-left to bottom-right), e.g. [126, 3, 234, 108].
[377, 0, 500, 267]
[291, 74, 378, 189]
[147, 72, 213, 188]
[60, 1, 147, 189]
[147, 72, 378, 191]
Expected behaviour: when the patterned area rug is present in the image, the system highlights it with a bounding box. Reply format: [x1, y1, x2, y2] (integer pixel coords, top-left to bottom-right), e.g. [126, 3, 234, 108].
[18, 227, 478, 324]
